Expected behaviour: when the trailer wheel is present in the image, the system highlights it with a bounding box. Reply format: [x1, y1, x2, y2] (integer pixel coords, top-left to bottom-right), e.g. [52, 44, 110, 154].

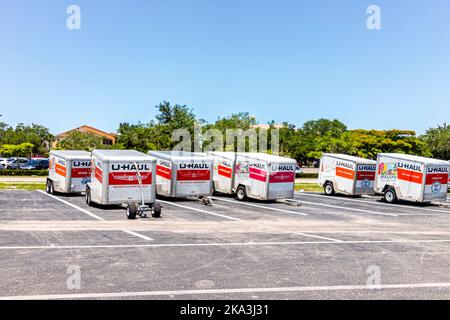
[152, 202, 162, 218]
[85, 188, 92, 206]
[236, 186, 247, 201]
[383, 188, 397, 203]
[46, 180, 53, 194]
[126, 205, 137, 220]
[324, 182, 335, 196]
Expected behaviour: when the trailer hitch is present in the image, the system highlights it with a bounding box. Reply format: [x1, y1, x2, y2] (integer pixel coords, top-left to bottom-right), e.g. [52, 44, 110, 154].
[197, 196, 214, 206]
[276, 198, 303, 207]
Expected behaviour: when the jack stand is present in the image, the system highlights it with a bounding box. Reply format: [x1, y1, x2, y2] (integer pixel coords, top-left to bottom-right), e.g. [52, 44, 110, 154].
[276, 198, 302, 207]
[197, 196, 214, 206]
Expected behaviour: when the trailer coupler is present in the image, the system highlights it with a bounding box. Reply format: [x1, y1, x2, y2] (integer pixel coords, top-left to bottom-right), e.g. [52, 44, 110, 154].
[197, 196, 214, 206]
[276, 198, 302, 207]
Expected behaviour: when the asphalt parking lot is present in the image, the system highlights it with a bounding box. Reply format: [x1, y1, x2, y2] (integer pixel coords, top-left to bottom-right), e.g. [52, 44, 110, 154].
[1, 189, 450, 300]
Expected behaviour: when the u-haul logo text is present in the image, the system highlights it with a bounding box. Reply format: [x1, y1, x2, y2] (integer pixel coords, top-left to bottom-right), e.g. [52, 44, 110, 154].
[398, 162, 422, 172]
[271, 165, 295, 171]
[249, 162, 266, 169]
[111, 163, 150, 171]
[427, 166, 449, 173]
[74, 161, 91, 167]
[336, 161, 354, 170]
[357, 164, 376, 171]
[158, 160, 171, 168]
[179, 163, 209, 169]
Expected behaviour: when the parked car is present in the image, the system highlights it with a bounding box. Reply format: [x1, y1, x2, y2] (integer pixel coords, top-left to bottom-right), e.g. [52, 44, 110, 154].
[4, 157, 29, 169]
[23, 158, 49, 170]
[0, 158, 6, 169]
[295, 164, 303, 177]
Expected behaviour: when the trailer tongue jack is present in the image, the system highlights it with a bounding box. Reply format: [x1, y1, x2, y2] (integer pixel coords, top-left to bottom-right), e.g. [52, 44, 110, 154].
[125, 162, 162, 219]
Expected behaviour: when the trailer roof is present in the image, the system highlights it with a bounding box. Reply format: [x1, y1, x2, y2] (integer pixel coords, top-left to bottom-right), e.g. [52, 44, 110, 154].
[378, 153, 450, 165]
[92, 149, 155, 162]
[236, 152, 297, 163]
[148, 151, 212, 161]
[207, 151, 236, 161]
[323, 153, 376, 164]
[50, 150, 91, 160]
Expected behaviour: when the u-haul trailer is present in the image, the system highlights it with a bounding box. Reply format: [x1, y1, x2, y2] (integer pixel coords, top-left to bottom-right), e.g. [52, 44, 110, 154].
[208, 151, 237, 195]
[374, 153, 450, 204]
[318, 153, 377, 196]
[148, 151, 214, 199]
[85, 150, 160, 219]
[47, 150, 91, 194]
[209, 152, 296, 201]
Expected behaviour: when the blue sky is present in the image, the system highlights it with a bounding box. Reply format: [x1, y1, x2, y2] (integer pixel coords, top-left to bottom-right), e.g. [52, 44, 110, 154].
[0, 0, 449, 134]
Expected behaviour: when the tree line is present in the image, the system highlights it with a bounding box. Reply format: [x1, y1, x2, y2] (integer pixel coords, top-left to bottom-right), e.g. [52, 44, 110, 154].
[0, 101, 449, 163]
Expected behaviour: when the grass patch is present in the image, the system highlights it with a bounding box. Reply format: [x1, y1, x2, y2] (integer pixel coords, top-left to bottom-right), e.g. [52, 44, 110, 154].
[295, 183, 322, 192]
[0, 183, 46, 191]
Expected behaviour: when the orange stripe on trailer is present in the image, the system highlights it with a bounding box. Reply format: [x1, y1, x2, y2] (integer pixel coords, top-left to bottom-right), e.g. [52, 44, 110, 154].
[55, 163, 66, 177]
[156, 165, 171, 180]
[218, 165, 232, 178]
[336, 167, 354, 180]
[398, 168, 423, 184]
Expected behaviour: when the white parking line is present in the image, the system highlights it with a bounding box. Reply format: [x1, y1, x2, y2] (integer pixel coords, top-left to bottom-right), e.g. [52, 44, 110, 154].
[36, 190, 105, 221]
[158, 200, 241, 221]
[36, 190, 153, 241]
[295, 192, 450, 214]
[290, 198, 397, 217]
[211, 197, 308, 216]
[2, 238, 450, 250]
[3, 282, 450, 299]
[122, 230, 154, 241]
[296, 233, 343, 242]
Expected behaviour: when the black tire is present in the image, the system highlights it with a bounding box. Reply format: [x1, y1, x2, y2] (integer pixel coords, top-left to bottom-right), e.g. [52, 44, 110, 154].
[324, 182, 335, 196]
[152, 202, 162, 218]
[126, 205, 137, 220]
[236, 186, 247, 201]
[85, 188, 92, 206]
[46, 179, 52, 194]
[383, 188, 397, 203]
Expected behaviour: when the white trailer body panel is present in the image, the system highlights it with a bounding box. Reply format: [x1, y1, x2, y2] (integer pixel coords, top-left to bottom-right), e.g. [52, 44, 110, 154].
[48, 150, 91, 193]
[149, 151, 213, 198]
[318, 154, 377, 195]
[374, 153, 449, 203]
[233, 153, 296, 200]
[89, 150, 156, 205]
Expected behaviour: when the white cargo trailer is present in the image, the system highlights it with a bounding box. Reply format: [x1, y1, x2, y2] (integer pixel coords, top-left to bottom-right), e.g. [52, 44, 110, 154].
[86, 150, 160, 219]
[318, 153, 377, 196]
[227, 152, 297, 200]
[208, 151, 236, 195]
[148, 151, 214, 199]
[47, 150, 91, 194]
[374, 153, 450, 203]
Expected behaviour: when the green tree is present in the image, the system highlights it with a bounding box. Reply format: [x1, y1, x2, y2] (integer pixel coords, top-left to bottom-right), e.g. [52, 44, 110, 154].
[421, 123, 450, 160]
